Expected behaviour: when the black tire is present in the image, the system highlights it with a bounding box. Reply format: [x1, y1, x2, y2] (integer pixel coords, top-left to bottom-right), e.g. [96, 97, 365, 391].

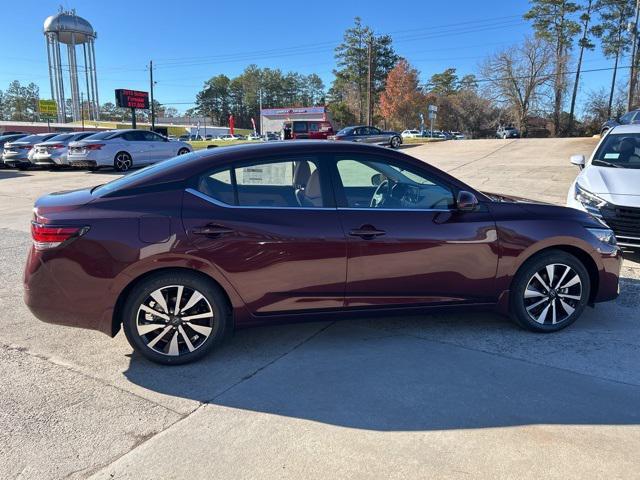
[177, 147, 190, 155]
[114, 151, 132, 172]
[88, 166, 100, 172]
[122, 271, 230, 365]
[600, 128, 609, 136]
[390, 136, 401, 149]
[510, 250, 591, 332]
[16, 163, 30, 171]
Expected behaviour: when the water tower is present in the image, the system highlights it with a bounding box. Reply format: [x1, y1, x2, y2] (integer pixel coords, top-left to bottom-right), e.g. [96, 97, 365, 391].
[44, 8, 100, 123]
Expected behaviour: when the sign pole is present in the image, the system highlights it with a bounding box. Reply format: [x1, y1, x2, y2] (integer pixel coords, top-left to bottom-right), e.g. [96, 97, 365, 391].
[131, 108, 136, 129]
[47, 117, 51, 132]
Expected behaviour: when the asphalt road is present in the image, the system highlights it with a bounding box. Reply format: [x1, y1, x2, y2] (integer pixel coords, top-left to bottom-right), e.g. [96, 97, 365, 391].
[1, 138, 639, 479]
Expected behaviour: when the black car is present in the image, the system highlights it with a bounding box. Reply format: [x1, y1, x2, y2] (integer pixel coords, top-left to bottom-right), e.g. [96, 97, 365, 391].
[330, 126, 402, 148]
[601, 109, 640, 135]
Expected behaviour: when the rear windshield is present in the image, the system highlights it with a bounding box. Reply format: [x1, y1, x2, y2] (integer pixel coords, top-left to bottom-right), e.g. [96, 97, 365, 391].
[92, 150, 206, 196]
[592, 133, 640, 169]
[47, 133, 74, 142]
[83, 131, 119, 140]
[12, 134, 44, 143]
[337, 128, 353, 135]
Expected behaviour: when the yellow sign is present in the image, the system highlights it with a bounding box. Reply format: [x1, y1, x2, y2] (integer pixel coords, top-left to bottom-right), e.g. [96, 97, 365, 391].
[38, 99, 57, 117]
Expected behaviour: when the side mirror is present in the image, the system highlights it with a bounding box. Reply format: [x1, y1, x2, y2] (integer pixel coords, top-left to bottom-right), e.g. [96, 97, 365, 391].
[456, 190, 478, 212]
[570, 154, 585, 169]
[371, 173, 384, 186]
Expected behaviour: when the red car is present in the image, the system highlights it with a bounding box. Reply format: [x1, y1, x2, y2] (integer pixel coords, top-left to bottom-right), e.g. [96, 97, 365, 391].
[25, 141, 622, 364]
[283, 120, 334, 140]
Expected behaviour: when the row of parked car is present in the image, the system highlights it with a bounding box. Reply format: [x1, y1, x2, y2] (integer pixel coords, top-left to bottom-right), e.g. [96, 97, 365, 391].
[0, 130, 193, 172]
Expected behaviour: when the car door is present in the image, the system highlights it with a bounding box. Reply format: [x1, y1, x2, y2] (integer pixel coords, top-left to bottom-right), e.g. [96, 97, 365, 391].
[181, 154, 347, 317]
[368, 127, 386, 144]
[121, 131, 149, 164]
[331, 153, 499, 308]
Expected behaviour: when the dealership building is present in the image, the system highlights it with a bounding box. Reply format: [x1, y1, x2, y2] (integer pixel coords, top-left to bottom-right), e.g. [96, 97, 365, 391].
[260, 106, 332, 134]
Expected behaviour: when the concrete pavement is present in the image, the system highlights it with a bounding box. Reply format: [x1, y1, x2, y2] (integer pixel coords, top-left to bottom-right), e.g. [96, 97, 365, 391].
[1, 138, 639, 479]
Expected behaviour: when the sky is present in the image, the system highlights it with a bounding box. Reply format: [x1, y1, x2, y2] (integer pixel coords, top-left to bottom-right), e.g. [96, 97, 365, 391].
[0, 0, 627, 115]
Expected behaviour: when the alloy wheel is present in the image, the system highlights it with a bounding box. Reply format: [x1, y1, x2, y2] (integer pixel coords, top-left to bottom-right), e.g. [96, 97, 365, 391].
[135, 285, 215, 357]
[115, 153, 132, 171]
[523, 263, 582, 325]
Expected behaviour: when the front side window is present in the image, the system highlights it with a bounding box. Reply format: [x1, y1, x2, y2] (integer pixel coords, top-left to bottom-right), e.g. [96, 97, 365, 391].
[197, 157, 324, 208]
[592, 133, 640, 168]
[336, 156, 454, 210]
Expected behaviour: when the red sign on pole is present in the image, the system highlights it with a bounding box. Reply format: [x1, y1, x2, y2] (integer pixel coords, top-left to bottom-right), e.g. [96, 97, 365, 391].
[115, 89, 150, 109]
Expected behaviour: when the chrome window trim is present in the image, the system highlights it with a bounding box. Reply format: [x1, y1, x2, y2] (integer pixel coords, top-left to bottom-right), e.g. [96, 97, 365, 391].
[336, 207, 452, 212]
[186, 188, 452, 213]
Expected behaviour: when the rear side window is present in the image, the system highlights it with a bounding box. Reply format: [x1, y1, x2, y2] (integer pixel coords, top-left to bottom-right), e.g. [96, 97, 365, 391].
[197, 157, 324, 208]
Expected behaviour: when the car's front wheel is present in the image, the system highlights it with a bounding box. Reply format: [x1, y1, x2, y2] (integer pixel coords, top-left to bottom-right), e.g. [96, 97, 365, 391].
[390, 136, 401, 148]
[177, 147, 190, 155]
[510, 250, 590, 332]
[114, 152, 132, 172]
[122, 271, 230, 365]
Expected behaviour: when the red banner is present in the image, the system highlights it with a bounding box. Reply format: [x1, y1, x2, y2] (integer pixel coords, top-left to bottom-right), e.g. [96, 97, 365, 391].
[229, 115, 235, 135]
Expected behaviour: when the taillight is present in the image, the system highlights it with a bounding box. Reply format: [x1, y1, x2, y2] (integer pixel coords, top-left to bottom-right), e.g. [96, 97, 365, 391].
[20, 145, 33, 150]
[31, 222, 89, 250]
[85, 144, 104, 150]
[48, 144, 65, 149]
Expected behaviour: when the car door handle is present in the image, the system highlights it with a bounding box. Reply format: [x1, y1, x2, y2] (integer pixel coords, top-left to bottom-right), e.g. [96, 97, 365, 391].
[191, 224, 234, 236]
[349, 225, 386, 239]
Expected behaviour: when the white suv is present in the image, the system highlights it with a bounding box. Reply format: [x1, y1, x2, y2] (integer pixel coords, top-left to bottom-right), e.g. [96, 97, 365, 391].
[67, 129, 192, 172]
[567, 124, 640, 249]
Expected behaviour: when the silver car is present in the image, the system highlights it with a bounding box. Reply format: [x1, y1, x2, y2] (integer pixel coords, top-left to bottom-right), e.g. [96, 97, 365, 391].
[67, 129, 192, 172]
[2, 133, 59, 170]
[30, 131, 96, 168]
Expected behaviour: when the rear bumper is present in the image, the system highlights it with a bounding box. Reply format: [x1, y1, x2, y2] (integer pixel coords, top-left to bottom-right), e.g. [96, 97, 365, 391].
[23, 245, 114, 335]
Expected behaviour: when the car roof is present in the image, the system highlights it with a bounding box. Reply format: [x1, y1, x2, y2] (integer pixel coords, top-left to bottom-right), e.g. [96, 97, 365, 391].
[610, 124, 640, 134]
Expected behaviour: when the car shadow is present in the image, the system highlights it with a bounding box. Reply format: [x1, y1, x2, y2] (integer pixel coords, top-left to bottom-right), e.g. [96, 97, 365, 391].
[0, 170, 31, 179]
[122, 273, 640, 432]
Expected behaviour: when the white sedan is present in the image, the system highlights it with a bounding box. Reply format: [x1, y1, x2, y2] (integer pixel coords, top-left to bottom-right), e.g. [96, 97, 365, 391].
[67, 129, 192, 172]
[567, 124, 640, 249]
[401, 129, 422, 139]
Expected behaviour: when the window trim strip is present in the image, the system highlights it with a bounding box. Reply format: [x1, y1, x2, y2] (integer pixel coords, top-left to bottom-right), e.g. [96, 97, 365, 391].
[185, 188, 452, 213]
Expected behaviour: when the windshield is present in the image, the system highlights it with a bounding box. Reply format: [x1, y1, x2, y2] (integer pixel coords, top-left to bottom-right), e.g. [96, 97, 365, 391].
[592, 133, 640, 169]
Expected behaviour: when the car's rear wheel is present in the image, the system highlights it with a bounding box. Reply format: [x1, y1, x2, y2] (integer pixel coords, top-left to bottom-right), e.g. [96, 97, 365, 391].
[114, 152, 132, 172]
[177, 147, 190, 155]
[510, 251, 590, 332]
[390, 136, 401, 148]
[122, 271, 230, 365]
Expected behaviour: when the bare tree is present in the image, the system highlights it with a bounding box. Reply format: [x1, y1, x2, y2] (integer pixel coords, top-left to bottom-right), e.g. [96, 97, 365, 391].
[481, 37, 554, 136]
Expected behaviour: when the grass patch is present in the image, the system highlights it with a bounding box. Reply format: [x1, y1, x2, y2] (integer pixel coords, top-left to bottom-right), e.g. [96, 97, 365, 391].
[189, 139, 257, 150]
[402, 137, 448, 144]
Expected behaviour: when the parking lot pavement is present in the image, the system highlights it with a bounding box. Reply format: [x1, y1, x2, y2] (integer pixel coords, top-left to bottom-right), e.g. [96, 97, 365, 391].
[1, 138, 640, 479]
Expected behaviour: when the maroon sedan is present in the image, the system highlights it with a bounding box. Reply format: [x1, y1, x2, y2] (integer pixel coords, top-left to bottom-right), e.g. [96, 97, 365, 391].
[24, 141, 622, 364]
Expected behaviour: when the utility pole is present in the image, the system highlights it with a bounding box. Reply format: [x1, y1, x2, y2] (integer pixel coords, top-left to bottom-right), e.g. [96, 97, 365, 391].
[628, 0, 640, 110]
[149, 60, 156, 131]
[80, 91, 85, 131]
[259, 87, 263, 135]
[367, 36, 374, 126]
